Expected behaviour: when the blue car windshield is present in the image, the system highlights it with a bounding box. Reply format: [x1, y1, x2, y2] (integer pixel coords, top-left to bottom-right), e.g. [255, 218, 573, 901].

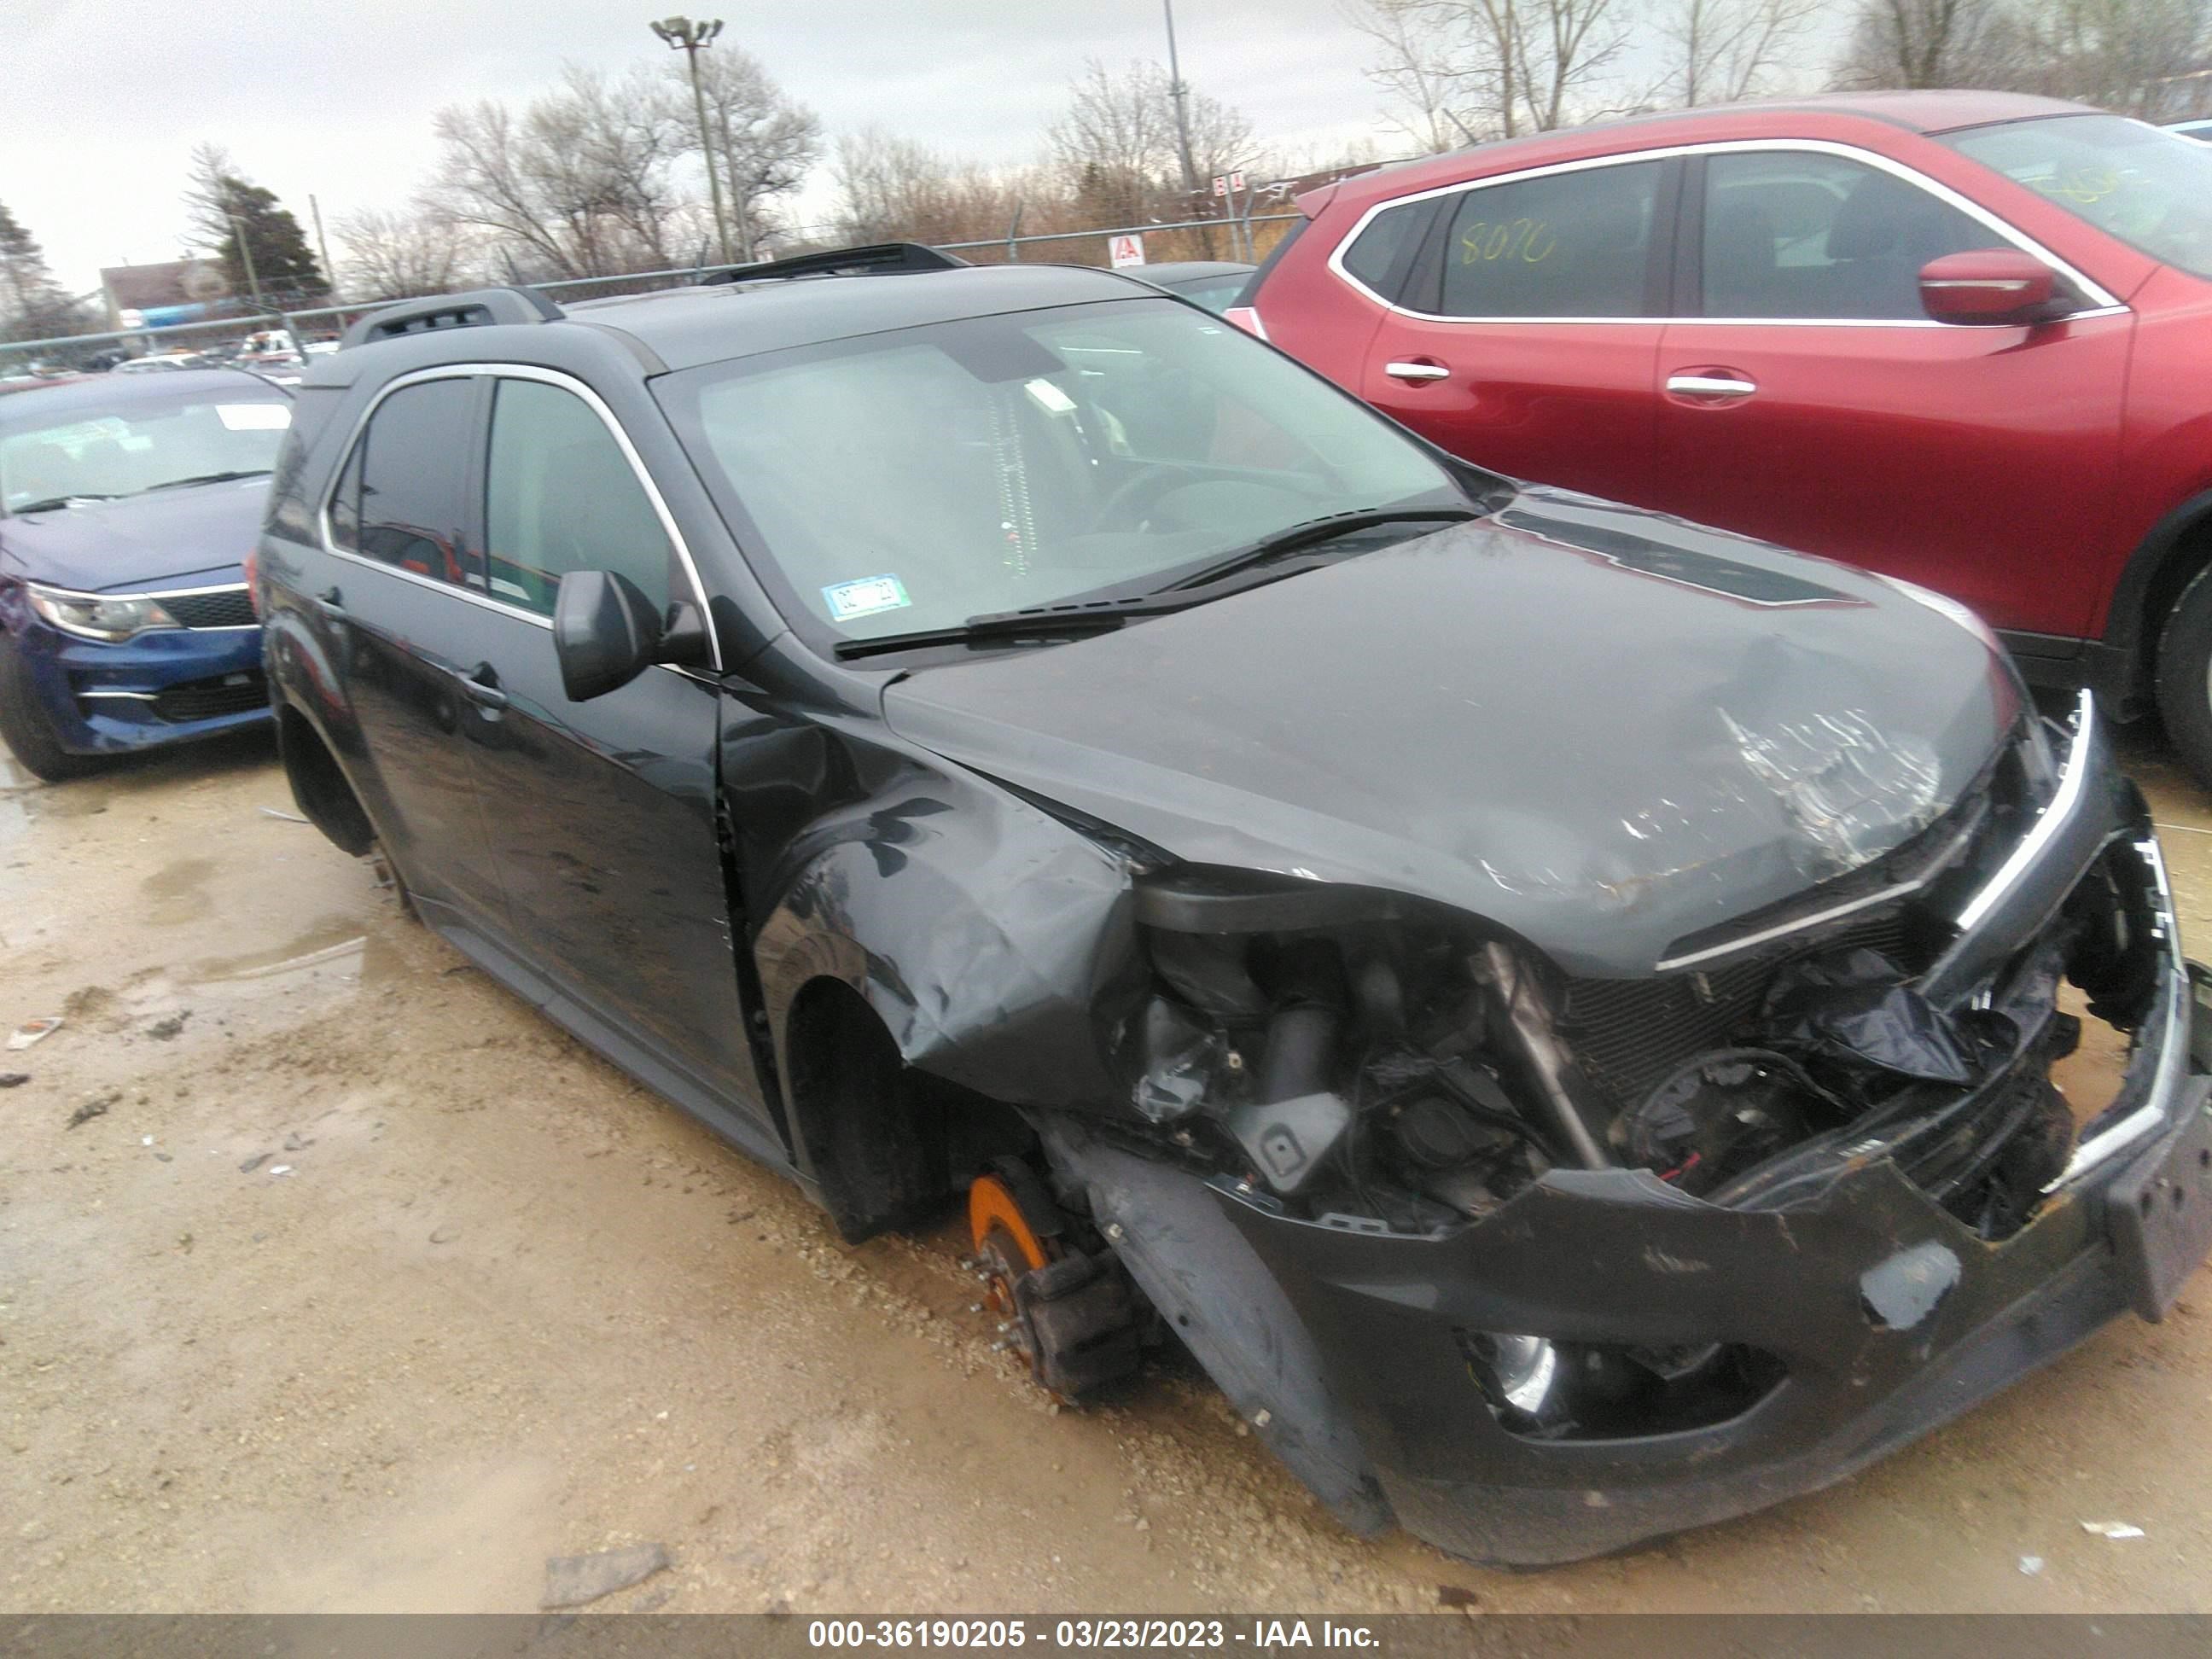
[0, 392, 292, 512]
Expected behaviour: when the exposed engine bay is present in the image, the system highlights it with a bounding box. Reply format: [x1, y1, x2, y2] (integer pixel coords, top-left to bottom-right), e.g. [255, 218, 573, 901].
[1124, 719, 2151, 1226]
[1062, 698, 2179, 1446]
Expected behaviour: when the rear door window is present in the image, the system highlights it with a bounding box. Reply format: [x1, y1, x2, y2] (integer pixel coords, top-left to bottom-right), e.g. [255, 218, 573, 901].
[1435, 160, 1663, 318]
[334, 377, 480, 585]
[1338, 199, 1432, 300]
[1698, 151, 2003, 320]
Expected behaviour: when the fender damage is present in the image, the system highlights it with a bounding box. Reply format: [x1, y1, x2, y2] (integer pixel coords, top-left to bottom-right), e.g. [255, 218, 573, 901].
[754, 496, 2212, 1564]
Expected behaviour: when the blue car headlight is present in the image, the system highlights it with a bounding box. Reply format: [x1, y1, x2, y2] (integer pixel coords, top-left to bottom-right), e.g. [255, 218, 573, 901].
[26, 584, 181, 643]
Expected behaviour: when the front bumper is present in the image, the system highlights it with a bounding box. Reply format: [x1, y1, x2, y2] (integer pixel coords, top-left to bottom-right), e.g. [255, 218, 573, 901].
[1212, 709, 2212, 1567]
[13, 616, 270, 756]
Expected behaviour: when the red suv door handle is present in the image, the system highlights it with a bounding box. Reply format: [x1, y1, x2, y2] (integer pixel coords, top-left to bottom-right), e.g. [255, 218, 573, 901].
[1666, 368, 1758, 403]
[1383, 358, 1451, 384]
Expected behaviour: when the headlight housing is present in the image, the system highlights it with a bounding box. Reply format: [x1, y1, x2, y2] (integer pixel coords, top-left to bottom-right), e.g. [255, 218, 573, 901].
[26, 585, 180, 643]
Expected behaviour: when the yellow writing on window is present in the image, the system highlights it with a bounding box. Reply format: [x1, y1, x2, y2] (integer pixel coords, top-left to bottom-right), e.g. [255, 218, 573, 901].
[1459, 217, 1557, 265]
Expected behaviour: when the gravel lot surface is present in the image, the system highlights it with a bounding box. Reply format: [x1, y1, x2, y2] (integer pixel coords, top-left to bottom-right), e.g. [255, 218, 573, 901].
[2, 722, 2209, 1614]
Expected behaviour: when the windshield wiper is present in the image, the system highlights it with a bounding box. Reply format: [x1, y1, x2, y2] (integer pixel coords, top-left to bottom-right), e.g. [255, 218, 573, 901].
[832, 600, 1174, 661]
[9, 493, 120, 514]
[145, 469, 273, 492]
[1149, 507, 1476, 594]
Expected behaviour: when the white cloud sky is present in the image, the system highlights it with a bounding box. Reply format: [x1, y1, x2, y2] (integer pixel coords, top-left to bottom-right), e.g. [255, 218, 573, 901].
[0, 0, 1846, 294]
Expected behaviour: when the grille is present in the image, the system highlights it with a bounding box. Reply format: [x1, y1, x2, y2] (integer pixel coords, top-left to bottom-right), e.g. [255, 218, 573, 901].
[152, 671, 267, 723]
[1559, 913, 1912, 1113]
[160, 588, 255, 628]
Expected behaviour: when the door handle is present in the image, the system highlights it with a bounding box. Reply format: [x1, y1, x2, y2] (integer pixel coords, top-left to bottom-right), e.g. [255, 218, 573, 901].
[455, 661, 509, 711]
[1665, 371, 1758, 400]
[1383, 360, 1451, 383]
[313, 585, 345, 614]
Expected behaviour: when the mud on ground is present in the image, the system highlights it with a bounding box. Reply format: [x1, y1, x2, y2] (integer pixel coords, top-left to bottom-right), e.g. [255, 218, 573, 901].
[1, 726, 2209, 1614]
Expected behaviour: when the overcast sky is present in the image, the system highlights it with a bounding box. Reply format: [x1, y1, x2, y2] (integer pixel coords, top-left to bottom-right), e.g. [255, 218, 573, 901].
[3, 0, 1429, 294]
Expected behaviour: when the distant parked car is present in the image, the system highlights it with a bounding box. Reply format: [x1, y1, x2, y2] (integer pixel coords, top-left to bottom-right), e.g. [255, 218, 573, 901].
[0, 369, 290, 778]
[1235, 91, 2212, 787]
[111, 352, 211, 375]
[1130, 259, 1256, 312]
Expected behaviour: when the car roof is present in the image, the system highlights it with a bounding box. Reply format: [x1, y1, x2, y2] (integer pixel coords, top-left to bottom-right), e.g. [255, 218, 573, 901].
[1133, 261, 1256, 282]
[1318, 90, 2098, 214]
[0, 366, 288, 434]
[558, 262, 1167, 373]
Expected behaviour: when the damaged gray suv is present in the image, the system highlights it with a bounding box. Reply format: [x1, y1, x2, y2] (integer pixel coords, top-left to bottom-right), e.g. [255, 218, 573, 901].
[257, 244, 2212, 1567]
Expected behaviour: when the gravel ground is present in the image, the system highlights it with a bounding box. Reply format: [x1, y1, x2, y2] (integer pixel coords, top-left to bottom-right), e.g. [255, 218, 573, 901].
[1, 721, 2209, 1615]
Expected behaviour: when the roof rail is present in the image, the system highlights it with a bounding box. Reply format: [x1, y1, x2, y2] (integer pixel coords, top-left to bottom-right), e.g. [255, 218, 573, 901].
[698, 242, 969, 288]
[340, 286, 563, 350]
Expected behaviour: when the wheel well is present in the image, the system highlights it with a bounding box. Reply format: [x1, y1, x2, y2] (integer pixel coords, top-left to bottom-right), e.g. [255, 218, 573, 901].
[276, 704, 375, 856]
[782, 977, 1032, 1243]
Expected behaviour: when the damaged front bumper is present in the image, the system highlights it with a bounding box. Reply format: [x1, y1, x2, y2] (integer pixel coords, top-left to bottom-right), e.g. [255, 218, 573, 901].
[1128, 697, 2212, 1566]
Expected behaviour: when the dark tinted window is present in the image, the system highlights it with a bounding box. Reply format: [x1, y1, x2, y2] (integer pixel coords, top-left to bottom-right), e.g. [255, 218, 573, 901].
[346, 378, 478, 585]
[1701, 151, 2000, 320]
[1438, 161, 1661, 317]
[483, 378, 672, 617]
[1341, 200, 1428, 296]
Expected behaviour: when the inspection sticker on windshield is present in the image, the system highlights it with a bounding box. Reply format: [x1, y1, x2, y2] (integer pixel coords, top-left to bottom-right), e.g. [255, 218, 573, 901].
[215, 403, 291, 431]
[823, 574, 911, 621]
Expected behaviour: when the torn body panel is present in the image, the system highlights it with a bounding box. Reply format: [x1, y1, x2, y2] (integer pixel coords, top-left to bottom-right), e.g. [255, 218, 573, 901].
[732, 530, 2201, 1569]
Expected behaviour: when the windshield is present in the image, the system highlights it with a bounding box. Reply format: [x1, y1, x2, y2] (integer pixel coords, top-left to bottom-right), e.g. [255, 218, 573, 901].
[0, 389, 290, 512]
[655, 297, 1464, 645]
[1944, 113, 2212, 279]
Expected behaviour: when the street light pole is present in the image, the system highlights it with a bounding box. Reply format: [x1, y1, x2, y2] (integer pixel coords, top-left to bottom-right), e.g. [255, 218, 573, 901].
[227, 212, 266, 313]
[653, 15, 735, 268]
[1161, 0, 1201, 211]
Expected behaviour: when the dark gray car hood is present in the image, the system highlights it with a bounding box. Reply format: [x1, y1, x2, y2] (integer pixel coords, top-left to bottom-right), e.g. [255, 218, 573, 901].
[881, 489, 2020, 978]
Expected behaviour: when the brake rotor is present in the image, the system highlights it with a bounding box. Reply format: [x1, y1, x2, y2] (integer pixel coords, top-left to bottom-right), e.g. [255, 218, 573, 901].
[968, 1167, 1061, 1379]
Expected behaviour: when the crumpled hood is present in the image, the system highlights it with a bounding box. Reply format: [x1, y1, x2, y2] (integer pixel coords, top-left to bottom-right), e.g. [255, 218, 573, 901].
[882, 487, 2020, 977]
[0, 475, 265, 591]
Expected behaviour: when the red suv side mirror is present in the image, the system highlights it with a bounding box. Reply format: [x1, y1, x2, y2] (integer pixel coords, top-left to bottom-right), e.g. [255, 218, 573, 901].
[1918, 249, 2063, 326]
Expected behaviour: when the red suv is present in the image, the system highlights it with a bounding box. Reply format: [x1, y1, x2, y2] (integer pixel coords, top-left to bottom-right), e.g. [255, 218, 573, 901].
[1237, 92, 2212, 783]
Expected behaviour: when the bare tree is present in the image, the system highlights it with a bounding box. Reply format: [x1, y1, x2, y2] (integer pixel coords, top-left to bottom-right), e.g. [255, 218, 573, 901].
[830, 129, 1030, 248]
[428, 66, 688, 280]
[1830, 0, 2029, 89]
[335, 206, 476, 300]
[1343, 0, 1481, 151]
[2014, 0, 2212, 114]
[1347, 0, 1635, 144]
[1657, 0, 1823, 103]
[1047, 57, 1257, 242]
[662, 47, 822, 260]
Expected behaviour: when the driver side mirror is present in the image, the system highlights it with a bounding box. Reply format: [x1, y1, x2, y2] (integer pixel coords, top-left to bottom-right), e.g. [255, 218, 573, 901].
[551, 569, 710, 702]
[1918, 249, 2065, 326]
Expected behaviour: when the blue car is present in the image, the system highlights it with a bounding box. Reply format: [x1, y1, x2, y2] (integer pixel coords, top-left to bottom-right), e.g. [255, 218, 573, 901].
[0, 370, 291, 779]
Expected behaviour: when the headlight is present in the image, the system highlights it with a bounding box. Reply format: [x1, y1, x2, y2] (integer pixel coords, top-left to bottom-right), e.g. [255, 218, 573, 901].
[26, 585, 180, 643]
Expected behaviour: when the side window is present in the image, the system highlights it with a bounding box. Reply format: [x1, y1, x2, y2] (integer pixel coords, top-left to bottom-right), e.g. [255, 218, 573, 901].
[484, 379, 673, 618]
[1701, 151, 2005, 321]
[1437, 160, 1662, 318]
[327, 442, 363, 552]
[346, 378, 479, 585]
[1339, 199, 1428, 299]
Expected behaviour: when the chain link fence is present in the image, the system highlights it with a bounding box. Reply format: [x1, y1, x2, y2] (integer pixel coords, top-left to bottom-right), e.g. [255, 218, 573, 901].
[0, 211, 1301, 375]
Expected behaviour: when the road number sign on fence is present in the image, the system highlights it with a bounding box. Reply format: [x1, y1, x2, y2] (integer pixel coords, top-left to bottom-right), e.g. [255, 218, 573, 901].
[1108, 233, 1147, 269]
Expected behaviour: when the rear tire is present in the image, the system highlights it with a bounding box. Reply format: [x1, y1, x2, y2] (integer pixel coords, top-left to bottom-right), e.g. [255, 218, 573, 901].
[0, 633, 103, 783]
[2155, 564, 2212, 793]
